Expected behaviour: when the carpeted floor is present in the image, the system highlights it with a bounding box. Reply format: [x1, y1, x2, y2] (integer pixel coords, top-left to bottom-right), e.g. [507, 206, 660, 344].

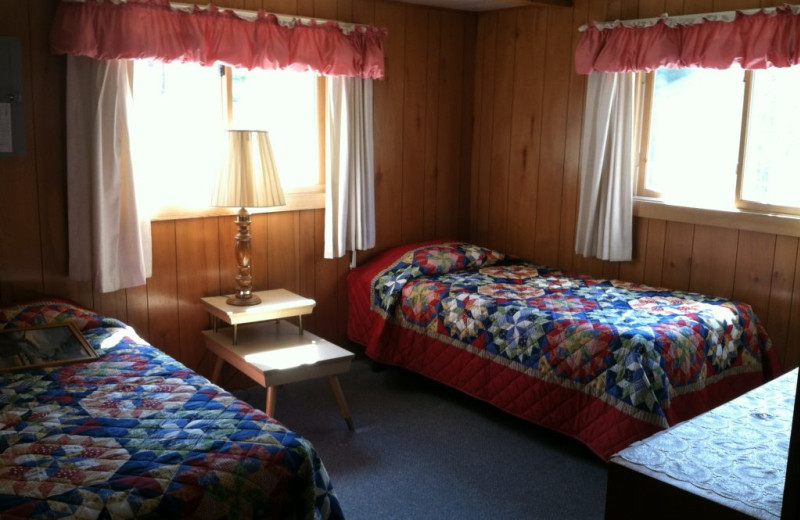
[234, 356, 608, 520]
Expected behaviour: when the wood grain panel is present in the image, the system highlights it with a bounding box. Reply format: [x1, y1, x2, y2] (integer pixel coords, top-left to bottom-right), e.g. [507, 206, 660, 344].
[733, 231, 776, 323]
[263, 0, 298, 14]
[400, 6, 428, 244]
[423, 10, 441, 238]
[92, 290, 129, 324]
[484, 9, 516, 253]
[435, 11, 468, 240]
[0, 1, 43, 303]
[29, 1, 74, 303]
[146, 221, 180, 359]
[372, 1, 406, 252]
[298, 209, 318, 332]
[786, 250, 800, 369]
[639, 218, 665, 287]
[266, 211, 300, 293]
[313, 209, 339, 342]
[557, 0, 591, 273]
[459, 14, 477, 242]
[689, 225, 738, 299]
[125, 285, 150, 340]
[175, 218, 221, 373]
[533, 7, 572, 268]
[504, 8, 544, 261]
[471, 13, 497, 247]
[660, 221, 694, 291]
[618, 217, 647, 283]
[767, 236, 799, 369]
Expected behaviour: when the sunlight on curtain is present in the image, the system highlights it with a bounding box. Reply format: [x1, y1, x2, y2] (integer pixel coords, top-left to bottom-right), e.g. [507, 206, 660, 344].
[324, 77, 376, 261]
[574, 72, 634, 262]
[66, 56, 152, 292]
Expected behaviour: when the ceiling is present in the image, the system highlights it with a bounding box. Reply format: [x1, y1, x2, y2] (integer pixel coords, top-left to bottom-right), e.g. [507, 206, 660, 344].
[389, 0, 567, 11]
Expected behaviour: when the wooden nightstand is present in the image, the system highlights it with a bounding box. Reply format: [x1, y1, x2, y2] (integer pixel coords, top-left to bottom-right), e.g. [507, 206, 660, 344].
[201, 289, 354, 430]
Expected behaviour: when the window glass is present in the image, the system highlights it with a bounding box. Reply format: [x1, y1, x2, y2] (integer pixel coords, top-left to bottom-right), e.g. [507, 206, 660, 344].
[230, 68, 320, 190]
[645, 67, 744, 208]
[741, 66, 800, 209]
[131, 60, 223, 216]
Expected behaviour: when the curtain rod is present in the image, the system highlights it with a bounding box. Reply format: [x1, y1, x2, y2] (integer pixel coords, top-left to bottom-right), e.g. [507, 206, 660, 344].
[580, 3, 800, 31]
[62, 0, 364, 33]
[169, 1, 359, 32]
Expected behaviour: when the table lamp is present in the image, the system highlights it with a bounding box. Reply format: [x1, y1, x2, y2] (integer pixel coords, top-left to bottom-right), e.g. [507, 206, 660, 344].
[213, 130, 285, 306]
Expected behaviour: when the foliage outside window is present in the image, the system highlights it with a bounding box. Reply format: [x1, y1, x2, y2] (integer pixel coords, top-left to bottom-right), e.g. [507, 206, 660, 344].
[131, 60, 325, 220]
[636, 64, 800, 220]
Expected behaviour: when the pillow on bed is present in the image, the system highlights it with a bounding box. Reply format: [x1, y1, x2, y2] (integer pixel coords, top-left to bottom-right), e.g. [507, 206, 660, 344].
[372, 241, 508, 313]
[0, 298, 126, 332]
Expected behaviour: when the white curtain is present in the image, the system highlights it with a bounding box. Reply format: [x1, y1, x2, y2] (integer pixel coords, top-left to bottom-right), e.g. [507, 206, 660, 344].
[66, 56, 152, 292]
[574, 71, 635, 262]
[324, 76, 376, 262]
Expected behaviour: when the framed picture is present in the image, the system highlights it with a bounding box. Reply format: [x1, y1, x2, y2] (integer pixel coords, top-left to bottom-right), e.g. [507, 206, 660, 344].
[0, 322, 98, 372]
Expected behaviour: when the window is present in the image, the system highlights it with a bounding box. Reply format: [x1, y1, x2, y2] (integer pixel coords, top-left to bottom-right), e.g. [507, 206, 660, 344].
[131, 60, 325, 220]
[637, 65, 800, 218]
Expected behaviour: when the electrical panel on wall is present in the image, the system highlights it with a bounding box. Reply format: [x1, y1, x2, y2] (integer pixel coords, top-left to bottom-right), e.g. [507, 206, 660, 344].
[0, 37, 25, 157]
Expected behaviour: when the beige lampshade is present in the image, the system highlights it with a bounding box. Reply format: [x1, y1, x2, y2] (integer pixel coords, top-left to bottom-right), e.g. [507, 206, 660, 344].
[213, 130, 286, 208]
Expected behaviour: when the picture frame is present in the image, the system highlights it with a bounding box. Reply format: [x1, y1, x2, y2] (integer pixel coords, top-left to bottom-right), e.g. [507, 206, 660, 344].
[0, 322, 98, 372]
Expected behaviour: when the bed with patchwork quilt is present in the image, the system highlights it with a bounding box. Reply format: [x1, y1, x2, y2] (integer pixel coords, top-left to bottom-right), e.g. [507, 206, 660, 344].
[0, 299, 343, 519]
[347, 241, 780, 460]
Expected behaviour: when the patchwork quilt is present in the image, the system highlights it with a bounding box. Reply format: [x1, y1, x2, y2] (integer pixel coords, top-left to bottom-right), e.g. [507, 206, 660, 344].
[347, 241, 779, 459]
[0, 299, 343, 520]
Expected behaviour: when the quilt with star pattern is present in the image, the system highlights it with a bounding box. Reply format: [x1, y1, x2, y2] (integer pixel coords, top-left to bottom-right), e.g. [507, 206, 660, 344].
[0, 299, 343, 520]
[347, 241, 779, 460]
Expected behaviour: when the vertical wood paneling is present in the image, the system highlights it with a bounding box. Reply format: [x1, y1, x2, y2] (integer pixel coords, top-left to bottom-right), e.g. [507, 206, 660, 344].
[642, 218, 666, 287]
[471, 14, 497, 247]
[505, 8, 544, 261]
[558, 0, 591, 273]
[436, 11, 467, 239]
[266, 211, 300, 292]
[0, 0, 43, 303]
[400, 7, 428, 244]
[485, 10, 516, 253]
[660, 222, 694, 291]
[373, 1, 406, 252]
[787, 251, 800, 369]
[176, 218, 221, 371]
[689, 225, 738, 298]
[767, 236, 799, 368]
[147, 221, 180, 358]
[459, 14, 477, 241]
[313, 209, 340, 342]
[618, 217, 647, 283]
[533, 7, 572, 268]
[423, 10, 441, 238]
[733, 231, 776, 321]
[298, 210, 318, 332]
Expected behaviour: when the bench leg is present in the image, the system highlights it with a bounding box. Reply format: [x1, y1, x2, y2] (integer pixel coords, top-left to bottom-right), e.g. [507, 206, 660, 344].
[328, 375, 354, 431]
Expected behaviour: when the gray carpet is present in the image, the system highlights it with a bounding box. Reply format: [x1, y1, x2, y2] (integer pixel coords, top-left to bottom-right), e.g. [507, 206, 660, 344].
[234, 356, 608, 520]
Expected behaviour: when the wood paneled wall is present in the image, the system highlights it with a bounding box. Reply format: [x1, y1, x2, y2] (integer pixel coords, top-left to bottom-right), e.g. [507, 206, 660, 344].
[2, 0, 798, 382]
[470, 0, 800, 372]
[0, 0, 475, 379]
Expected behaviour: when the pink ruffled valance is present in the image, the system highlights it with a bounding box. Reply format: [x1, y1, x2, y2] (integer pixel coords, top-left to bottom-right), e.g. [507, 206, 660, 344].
[51, 0, 386, 79]
[575, 5, 800, 74]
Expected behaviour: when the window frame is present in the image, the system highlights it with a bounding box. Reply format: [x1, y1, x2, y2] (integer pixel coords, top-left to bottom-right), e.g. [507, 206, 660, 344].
[150, 65, 327, 221]
[634, 68, 800, 237]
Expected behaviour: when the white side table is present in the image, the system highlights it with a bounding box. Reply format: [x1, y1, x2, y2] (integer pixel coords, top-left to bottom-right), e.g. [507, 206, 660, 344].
[201, 289, 354, 430]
